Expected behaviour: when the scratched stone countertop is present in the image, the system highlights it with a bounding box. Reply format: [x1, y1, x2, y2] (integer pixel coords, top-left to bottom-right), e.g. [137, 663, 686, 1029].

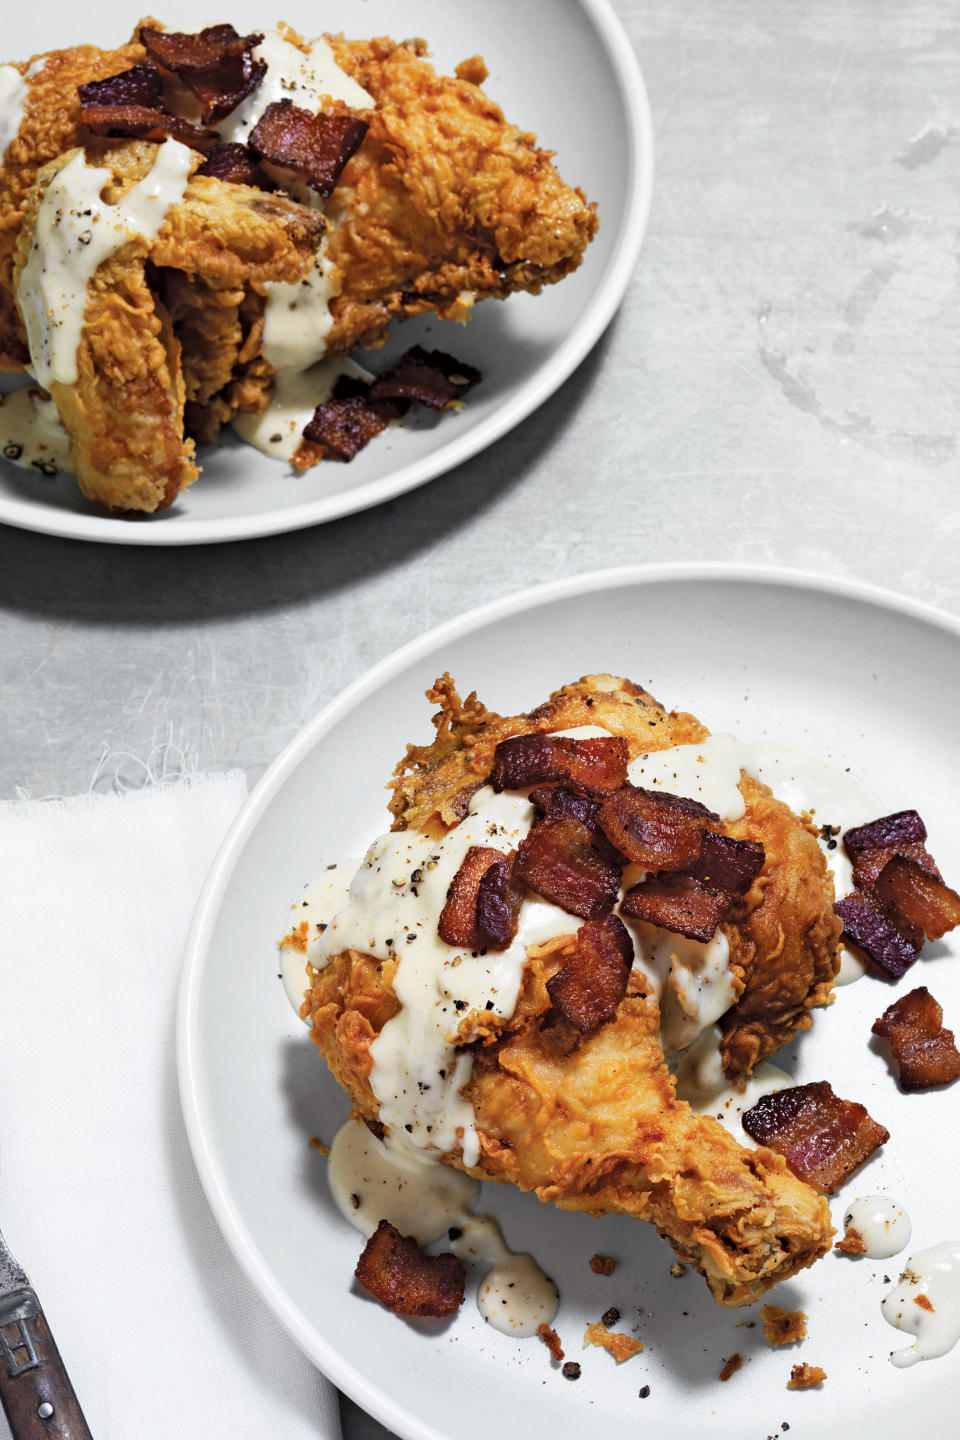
[1, 2, 959, 1433]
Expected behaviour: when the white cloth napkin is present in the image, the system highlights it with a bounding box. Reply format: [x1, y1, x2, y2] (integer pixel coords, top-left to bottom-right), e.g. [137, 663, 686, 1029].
[0, 775, 342, 1440]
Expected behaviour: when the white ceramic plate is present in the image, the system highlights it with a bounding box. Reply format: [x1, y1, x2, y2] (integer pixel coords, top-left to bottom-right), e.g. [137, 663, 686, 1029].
[0, 0, 651, 546]
[180, 564, 960, 1440]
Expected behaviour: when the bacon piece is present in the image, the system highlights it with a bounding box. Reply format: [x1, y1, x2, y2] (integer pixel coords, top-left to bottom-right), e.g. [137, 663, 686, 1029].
[80, 103, 215, 148]
[78, 65, 163, 109]
[516, 815, 622, 920]
[620, 873, 730, 943]
[195, 141, 270, 187]
[438, 846, 521, 950]
[850, 839, 938, 890]
[546, 915, 633, 1033]
[835, 892, 920, 979]
[597, 784, 712, 871]
[139, 24, 266, 124]
[250, 101, 368, 196]
[490, 734, 628, 798]
[872, 986, 960, 1091]
[741, 1081, 889, 1193]
[354, 1220, 465, 1317]
[874, 855, 960, 943]
[529, 785, 601, 828]
[476, 854, 524, 949]
[369, 346, 483, 410]
[302, 377, 407, 461]
[844, 810, 927, 854]
[687, 831, 764, 894]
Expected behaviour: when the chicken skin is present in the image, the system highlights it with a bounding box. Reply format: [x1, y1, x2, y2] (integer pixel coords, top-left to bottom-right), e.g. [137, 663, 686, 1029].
[302, 675, 841, 1306]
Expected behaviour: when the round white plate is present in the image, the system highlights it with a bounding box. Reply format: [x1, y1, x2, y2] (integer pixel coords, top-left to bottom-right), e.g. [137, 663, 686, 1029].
[0, 0, 652, 546]
[180, 565, 960, 1440]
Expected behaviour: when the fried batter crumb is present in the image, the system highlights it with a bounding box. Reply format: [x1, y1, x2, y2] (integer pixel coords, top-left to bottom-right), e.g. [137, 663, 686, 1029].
[787, 1363, 826, 1390]
[584, 1321, 644, 1363]
[455, 54, 488, 84]
[759, 1304, 807, 1346]
[670, 1261, 687, 1277]
[589, 1253, 616, 1276]
[307, 1136, 330, 1155]
[836, 1225, 868, 1255]
[719, 1353, 743, 1382]
[561, 1361, 581, 1380]
[538, 1323, 564, 1361]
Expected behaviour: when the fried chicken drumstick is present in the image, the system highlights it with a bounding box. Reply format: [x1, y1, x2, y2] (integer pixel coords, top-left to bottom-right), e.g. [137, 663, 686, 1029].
[302, 675, 840, 1306]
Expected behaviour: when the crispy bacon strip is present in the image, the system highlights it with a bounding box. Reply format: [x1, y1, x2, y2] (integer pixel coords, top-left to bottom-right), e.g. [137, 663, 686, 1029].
[490, 735, 628, 798]
[741, 1081, 889, 1193]
[687, 831, 764, 894]
[354, 1220, 465, 1317]
[835, 892, 920, 979]
[250, 101, 369, 196]
[438, 845, 521, 950]
[874, 855, 960, 943]
[516, 814, 622, 920]
[81, 103, 215, 148]
[850, 838, 937, 890]
[598, 784, 712, 871]
[872, 986, 960, 1091]
[844, 810, 927, 854]
[529, 785, 601, 828]
[546, 915, 633, 1033]
[302, 376, 407, 461]
[369, 345, 483, 410]
[195, 142, 271, 187]
[140, 24, 266, 124]
[78, 65, 163, 109]
[620, 873, 730, 943]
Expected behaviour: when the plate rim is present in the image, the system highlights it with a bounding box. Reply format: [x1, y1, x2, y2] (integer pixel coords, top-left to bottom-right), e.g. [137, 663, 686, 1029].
[177, 560, 960, 1440]
[0, 0, 654, 548]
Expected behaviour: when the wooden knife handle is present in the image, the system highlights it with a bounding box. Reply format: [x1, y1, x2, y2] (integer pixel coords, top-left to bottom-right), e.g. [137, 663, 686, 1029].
[0, 1289, 92, 1439]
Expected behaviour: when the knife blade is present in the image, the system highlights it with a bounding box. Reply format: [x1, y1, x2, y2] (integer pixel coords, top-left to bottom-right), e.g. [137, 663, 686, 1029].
[0, 1225, 93, 1439]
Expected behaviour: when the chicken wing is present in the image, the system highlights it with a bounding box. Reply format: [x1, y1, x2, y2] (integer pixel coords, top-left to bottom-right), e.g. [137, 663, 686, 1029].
[302, 675, 840, 1306]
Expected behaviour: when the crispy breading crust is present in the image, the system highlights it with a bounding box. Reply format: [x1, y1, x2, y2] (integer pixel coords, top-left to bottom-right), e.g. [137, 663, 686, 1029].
[304, 675, 840, 1307]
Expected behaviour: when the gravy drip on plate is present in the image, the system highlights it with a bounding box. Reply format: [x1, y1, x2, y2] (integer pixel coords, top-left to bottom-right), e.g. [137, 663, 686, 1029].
[233, 357, 372, 462]
[328, 1119, 558, 1337]
[843, 1195, 911, 1260]
[0, 386, 72, 476]
[882, 1242, 960, 1366]
[17, 140, 194, 389]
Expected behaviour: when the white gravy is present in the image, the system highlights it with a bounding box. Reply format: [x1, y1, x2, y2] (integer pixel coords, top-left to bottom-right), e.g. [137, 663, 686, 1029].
[17, 141, 194, 388]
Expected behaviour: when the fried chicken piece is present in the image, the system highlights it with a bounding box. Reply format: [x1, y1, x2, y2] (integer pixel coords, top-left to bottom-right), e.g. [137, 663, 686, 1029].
[320, 34, 598, 355]
[12, 141, 322, 509]
[303, 676, 839, 1306]
[3, 26, 597, 456]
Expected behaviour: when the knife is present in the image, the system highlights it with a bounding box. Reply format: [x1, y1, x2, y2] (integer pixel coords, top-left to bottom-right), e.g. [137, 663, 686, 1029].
[0, 1225, 92, 1438]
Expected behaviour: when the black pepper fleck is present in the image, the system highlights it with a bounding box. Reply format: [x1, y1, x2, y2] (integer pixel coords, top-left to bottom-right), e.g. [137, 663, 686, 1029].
[639, 1385, 650, 1399]
[601, 1307, 620, 1327]
[561, 1362, 581, 1380]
